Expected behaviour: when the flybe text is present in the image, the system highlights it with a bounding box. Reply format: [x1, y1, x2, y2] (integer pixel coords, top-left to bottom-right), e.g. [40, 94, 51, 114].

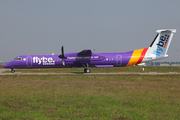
[153, 35, 170, 56]
[33, 57, 55, 65]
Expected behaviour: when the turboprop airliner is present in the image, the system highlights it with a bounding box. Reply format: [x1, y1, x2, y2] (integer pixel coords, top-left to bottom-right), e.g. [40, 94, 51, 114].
[4, 29, 176, 73]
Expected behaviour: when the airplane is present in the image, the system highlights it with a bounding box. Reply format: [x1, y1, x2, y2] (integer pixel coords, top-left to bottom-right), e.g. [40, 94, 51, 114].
[4, 29, 176, 73]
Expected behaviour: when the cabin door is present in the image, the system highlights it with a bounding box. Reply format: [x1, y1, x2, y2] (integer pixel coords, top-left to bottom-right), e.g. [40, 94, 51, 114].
[27, 56, 32, 67]
[116, 55, 122, 65]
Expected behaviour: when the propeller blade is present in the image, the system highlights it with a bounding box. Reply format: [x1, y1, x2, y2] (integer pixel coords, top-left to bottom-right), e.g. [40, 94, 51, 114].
[59, 46, 65, 66]
[62, 59, 65, 66]
[61, 46, 64, 58]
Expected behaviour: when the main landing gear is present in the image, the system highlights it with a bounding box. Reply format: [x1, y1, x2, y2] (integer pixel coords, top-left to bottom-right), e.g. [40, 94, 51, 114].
[82, 63, 91, 73]
[11, 68, 15, 73]
[84, 68, 91, 73]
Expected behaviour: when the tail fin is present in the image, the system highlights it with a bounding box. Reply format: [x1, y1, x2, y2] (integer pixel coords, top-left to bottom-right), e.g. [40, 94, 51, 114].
[144, 29, 176, 61]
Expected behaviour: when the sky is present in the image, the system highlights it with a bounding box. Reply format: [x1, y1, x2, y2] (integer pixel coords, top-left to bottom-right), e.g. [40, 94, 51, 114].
[0, 0, 180, 62]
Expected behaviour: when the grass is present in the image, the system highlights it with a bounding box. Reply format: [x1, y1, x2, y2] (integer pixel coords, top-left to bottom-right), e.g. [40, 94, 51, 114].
[0, 74, 180, 119]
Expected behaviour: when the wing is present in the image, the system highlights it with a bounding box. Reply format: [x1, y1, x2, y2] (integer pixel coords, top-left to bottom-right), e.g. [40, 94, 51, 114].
[78, 49, 92, 56]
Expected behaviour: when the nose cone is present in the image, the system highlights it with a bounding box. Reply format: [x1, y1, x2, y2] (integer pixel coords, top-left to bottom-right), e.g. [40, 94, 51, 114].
[3, 62, 11, 68]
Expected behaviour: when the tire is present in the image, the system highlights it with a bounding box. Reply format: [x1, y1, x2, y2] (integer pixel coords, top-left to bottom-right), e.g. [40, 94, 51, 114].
[84, 69, 87, 73]
[86, 69, 91, 73]
[11, 70, 15, 73]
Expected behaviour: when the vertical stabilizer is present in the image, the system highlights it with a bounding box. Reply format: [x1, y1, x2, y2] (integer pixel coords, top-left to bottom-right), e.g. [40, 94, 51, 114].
[143, 29, 176, 62]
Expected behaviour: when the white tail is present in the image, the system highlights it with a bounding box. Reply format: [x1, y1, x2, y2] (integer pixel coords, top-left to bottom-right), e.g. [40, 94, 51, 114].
[143, 29, 176, 62]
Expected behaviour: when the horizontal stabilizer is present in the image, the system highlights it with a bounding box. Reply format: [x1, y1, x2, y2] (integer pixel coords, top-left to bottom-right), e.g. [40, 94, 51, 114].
[156, 29, 176, 33]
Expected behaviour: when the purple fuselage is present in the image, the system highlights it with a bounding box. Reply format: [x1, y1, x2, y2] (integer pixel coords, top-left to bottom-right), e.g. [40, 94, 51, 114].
[4, 50, 134, 69]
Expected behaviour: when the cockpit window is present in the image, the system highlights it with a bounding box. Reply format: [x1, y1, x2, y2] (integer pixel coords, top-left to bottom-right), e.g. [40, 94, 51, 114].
[14, 57, 22, 61]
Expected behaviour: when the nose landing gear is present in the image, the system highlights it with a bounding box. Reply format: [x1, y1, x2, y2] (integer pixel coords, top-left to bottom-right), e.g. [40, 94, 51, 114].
[11, 68, 15, 73]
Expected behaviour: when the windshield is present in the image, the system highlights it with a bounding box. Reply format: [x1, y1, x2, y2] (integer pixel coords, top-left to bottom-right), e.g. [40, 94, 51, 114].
[14, 57, 22, 61]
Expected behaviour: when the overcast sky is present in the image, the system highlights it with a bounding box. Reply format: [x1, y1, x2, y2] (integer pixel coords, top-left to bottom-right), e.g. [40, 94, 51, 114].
[0, 0, 180, 62]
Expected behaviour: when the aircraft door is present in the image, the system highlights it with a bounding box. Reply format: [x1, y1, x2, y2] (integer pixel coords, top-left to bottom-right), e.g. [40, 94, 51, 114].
[27, 56, 32, 67]
[116, 55, 122, 65]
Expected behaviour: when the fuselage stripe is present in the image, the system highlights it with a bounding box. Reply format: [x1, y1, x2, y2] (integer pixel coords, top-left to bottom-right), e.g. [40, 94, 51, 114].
[126, 48, 148, 66]
[136, 48, 148, 64]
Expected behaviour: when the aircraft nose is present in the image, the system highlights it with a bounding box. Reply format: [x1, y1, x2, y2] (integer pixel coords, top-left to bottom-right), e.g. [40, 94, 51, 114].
[3, 62, 11, 68]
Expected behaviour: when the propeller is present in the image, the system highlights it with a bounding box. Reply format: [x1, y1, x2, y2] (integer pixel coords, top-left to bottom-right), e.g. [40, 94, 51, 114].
[58, 46, 65, 66]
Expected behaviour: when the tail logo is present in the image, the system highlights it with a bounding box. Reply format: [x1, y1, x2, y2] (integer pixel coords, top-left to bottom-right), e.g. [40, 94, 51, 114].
[157, 35, 169, 48]
[153, 34, 170, 56]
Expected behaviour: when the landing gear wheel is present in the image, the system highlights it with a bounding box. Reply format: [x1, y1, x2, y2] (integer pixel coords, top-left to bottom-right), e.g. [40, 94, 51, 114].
[84, 69, 91, 73]
[11, 69, 15, 73]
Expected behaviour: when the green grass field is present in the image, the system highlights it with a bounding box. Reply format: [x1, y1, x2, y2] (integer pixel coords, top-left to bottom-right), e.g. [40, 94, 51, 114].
[0, 72, 180, 119]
